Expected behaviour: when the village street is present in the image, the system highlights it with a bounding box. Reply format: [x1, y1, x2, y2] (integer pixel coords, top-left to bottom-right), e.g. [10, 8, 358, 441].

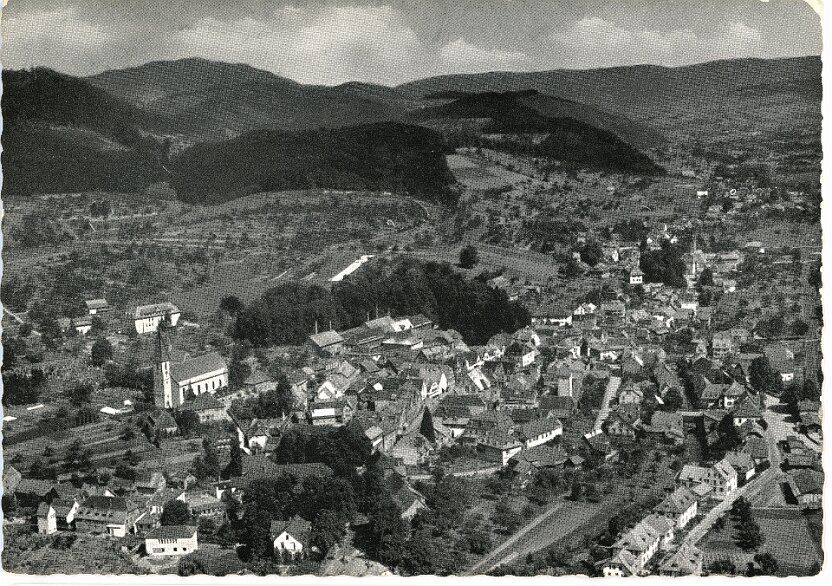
[593, 376, 621, 431]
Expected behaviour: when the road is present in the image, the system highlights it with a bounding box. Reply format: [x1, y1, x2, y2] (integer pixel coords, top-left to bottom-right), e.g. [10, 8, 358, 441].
[682, 394, 788, 546]
[464, 501, 600, 575]
[593, 376, 621, 431]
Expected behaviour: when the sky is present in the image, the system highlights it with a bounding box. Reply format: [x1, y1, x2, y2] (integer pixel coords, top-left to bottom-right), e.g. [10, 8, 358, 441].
[0, 0, 822, 86]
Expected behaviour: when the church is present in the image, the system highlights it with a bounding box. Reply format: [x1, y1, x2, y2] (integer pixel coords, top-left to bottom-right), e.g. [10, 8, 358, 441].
[153, 329, 229, 409]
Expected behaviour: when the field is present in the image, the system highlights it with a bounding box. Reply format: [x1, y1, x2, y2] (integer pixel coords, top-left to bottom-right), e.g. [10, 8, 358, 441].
[700, 507, 821, 576]
[1, 528, 144, 575]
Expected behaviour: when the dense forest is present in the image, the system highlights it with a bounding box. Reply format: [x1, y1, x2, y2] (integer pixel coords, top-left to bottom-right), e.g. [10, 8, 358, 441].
[1, 68, 167, 196]
[233, 258, 530, 346]
[170, 122, 458, 205]
[414, 90, 664, 175]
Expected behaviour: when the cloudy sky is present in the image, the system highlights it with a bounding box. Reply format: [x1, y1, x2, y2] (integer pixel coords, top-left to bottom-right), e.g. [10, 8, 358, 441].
[1, 0, 822, 86]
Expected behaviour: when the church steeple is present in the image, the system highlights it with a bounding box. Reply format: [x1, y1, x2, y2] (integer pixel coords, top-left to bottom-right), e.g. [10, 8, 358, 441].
[154, 325, 174, 409]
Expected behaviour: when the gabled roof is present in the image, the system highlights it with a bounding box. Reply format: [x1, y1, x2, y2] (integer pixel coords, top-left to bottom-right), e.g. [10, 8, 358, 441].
[655, 486, 697, 516]
[170, 352, 227, 383]
[270, 515, 312, 544]
[308, 330, 344, 347]
[659, 543, 702, 575]
[146, 525, 197, 540]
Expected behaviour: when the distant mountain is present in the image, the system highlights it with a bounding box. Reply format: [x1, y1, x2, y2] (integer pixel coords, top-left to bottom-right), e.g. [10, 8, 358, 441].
[170, 122, 457, 205]
[412, 90, 663, 175]
[398, 56, 821, 138]
[1, 68, 166, 196]
[88, 58, 407, 136]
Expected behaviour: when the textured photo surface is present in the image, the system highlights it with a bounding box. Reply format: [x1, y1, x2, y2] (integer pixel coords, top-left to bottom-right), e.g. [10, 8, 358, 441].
[0, 0, 823, 578]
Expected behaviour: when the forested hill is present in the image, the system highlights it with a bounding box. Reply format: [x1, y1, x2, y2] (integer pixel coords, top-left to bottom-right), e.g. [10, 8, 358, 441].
[414, 90, 664, 175]
[1, 68, 167, 196]
[170, 122, 458, 205]
[233, 258, 530, 346]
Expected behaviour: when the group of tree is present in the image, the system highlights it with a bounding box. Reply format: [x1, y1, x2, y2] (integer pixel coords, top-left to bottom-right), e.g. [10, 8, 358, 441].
[230, 373, 294, 421]
[730, 497, 764, 551]
[170, 122, 458, 206]
[748, 356, 783, 395]
[639, 240, 687, 288]
[233, 258, 530, 347]
[2, 368, 46, 406]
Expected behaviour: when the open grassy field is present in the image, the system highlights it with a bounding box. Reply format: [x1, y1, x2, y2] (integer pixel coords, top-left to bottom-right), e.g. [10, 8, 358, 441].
[700, 507, 821, 576]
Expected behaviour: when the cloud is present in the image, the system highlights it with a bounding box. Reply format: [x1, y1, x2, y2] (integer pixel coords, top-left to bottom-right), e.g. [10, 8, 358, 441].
[2, 7, 117, 73]
[169, 5, 428, 85]
[438, 37, 529, 72]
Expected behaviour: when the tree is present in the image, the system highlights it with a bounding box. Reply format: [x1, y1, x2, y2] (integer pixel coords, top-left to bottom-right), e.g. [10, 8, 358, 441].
[459, 245, 479, 269]
[709, 559, 737, 575]
[193, 438, 222, 481]
[67, 382, 94, 407]
[161, 499, 193, 526]
[419, 407, 437, 443]
[178, 554, 206, 576]
[698, 267, 715, 287]
[749, 356, 782, 394]
[90, 338, 113, 367]
[492, 498, 522, 534]
[753, 552, 779, 575]
[312, 509, 345, 555]
[174, 410, 200, 437]
[223, 439, 243, 479]
[219, 295, 244, 315]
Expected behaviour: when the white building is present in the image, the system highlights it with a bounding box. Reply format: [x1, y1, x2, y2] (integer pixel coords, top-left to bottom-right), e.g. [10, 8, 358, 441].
[154, 331, 228, 409]
[145, 525, 199, 557]
[271, 516, 311, 558]
[134, 302, 181, 334]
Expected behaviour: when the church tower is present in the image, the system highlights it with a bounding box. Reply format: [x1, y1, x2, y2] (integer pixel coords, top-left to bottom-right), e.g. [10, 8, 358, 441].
[153, 326, 174, 409]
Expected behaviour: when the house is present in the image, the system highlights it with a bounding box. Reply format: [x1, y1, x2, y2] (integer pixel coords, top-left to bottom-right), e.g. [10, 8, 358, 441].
[657, 543, 703, 576]
[730, 394, 763, 426]
[678, 458, 737, 500]
[653, 486, 698, 529]
[14, 478, 58, 507]
[629, 268, 644, 285]
[310, 399, 353, 426]
[271, 515, 312, 558]
[724, 451, 756, 484]
[764, 344, 796, 383]
[517, 417, 562, 448]
[604, 516, 668, 576]
[37, 502, 59, 534]
[644, 412, 685, 443]
[145, 525, 198, 557]
[2, 465, 22, 496]
[75, 496, 143, 537]
[85, 298, 110, 315]
[134, 302, 181, 334]
[180, 393, 229, 424]
[307, 330, 345, 357]
[476, 431, 523, 465]
[785, 469, 823, 510]
[73, 316, 94, 336]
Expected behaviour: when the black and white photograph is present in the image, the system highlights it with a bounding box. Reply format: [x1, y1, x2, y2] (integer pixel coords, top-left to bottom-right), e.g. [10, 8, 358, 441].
[0, 0, 826, 578]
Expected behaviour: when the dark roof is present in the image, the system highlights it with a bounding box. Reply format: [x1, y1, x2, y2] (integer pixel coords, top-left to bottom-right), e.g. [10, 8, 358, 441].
[181, 393, 225, 412]
[270, 515, 312, 543]
[146, 525, 198, 540]
[15, 478, 56, 496]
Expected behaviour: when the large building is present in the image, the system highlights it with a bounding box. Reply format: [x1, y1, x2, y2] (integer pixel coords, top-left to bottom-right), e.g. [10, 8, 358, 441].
[154, 330, 229, 409]
[134, 302, 181, 334]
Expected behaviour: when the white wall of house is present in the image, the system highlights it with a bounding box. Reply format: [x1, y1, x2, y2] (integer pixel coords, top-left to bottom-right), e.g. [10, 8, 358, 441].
[146, 533, 198, 557]
[273, 532, 304, 555]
